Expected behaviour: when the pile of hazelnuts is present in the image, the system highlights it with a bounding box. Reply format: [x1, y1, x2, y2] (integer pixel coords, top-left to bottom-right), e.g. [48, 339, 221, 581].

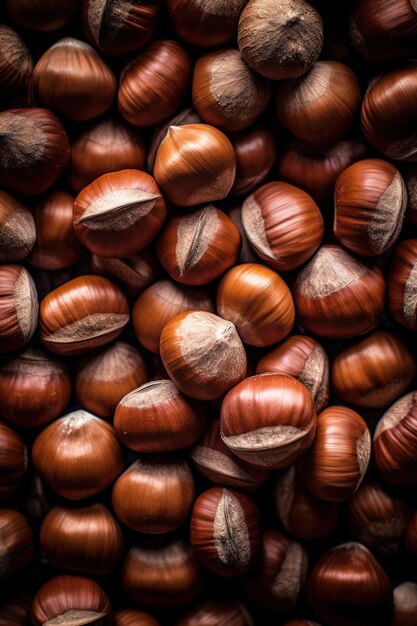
[1, 0, 417, 624]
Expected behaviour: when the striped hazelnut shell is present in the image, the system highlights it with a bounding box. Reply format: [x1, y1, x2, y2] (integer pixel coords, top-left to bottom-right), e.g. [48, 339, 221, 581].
[31, 575, 111, 626]
[82, 0, 162, 56]
[32, 409, 125, 499]
[257, 335, 329, 412]
[332, 330, 416, 409]
[118, 40, 192, 127]
[220, 373, 317, 470]
[114, 379, 206, 453]
[133, 280, 214, 354]
[216, 263, 295, 347]
[300, 406, 371, 502]
[388, 238, 417, 331]
[346, 481, 410, 555]
[73, 169, 167, 258]
[241, 182, 324, 271]
[0, 265, 38, 353]
[121, 540, 203, 607]
[0, 108, 70, 196]
[0, 346, 71, 428]
[275, 61, 361, 144]
[242, 529, 308, 612]
[154, 124, 236, 207]
[39, 275, 129, 356]
[307, 542, 392, 626]
[33, 38, 116, 121]
[191, 418, 271, 492]
[192, 48, 272, 132]
[75, 341, 148, 420]
[112, 456, 195, 534]
[190, 486, 261, 576]
[373, 391, 417, 486]
[156, 206, 240, 286]
[0, 191, 35, 263]
[334, 159, 407, 256]
[293, 245, 385, 339]
[160, 310, 247, 401]
[275, 465, 339, 540]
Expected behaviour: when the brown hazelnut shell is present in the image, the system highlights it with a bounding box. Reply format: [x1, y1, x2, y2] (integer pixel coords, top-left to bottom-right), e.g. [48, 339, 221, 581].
[241, 182, 324, 272]
[118, 40, 192, 127]
[121, 540, 203, 607]
[192, 48, 272, 132]
[257, 335, 329, 412]
[32, 409, 125, 499]
[156, 206, 241, 286]
[307, 542, 392, 626]
[190, 486, 261, 576]
[33, 38, 117, 121]
[0, 108, 70, 196]
[220, 373, 317, 470]
[0, 346, 71, 428]
[31, 575, 111, 626]
[82, 0, 162, 56]
[238, 0, 323, 80]
[154, 123, 236, 207]
[293, 245, 385, 339]
[112, 456, 195, 533]
[300, 406, 371, 502]
[39, 275, 129, 356]
[160, 310, 247, 401]
[217, 263, 295, 347]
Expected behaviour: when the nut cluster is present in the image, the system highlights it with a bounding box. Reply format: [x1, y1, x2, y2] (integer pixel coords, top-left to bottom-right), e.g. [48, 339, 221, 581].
[0, 1, 416, 625]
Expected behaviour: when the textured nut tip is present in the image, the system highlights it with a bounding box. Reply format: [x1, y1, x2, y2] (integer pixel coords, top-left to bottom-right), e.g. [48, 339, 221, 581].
[128, 457, 192, 479]
[1, 346, 63, 374]
[59, 410, 101, 436]
[0, 539, 10, 580]
[204, 50, 271, 128]
[49, 37, 93, 52]
[213, 490, 251, 569]
[86, 0, 131, 42]
[358, 518, 406, 554]
[75, 189, 161, 231]
[296, 246, 366, 298]
[222, 425, 305, 468]
[179, 312, 246, 383]
[44, 313, 129, 344]
[129, 541, 190, 565]
[175, 207, 217, 273]
[0, 112, 46, 169]
[14, 268, 38, 341]
[271, 542, 307, 604]
[44, 609, 107, 626]
[0, 195, 36, 261]
[238, 0, 323, 80]
[275, 465, 296, 528]
[356, 428, 371, 488]
[120, 379, 178, 408]
[281, 61, 332, 114]
[79, 343, 142, 382]
[299, 344, 329, 411]
[404, 260, 417, 326]
[370, 173, 407, 254]
[374, 393, 415, 439]
[334, 541, 367, 551]
[191, 446, 254, 486]
[386, 135, 417, 161]
[0, 25, 32, 71]
[193, 0, 246, 16]
[394, 581, 417, 611]
[241, 194, 276, 260]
